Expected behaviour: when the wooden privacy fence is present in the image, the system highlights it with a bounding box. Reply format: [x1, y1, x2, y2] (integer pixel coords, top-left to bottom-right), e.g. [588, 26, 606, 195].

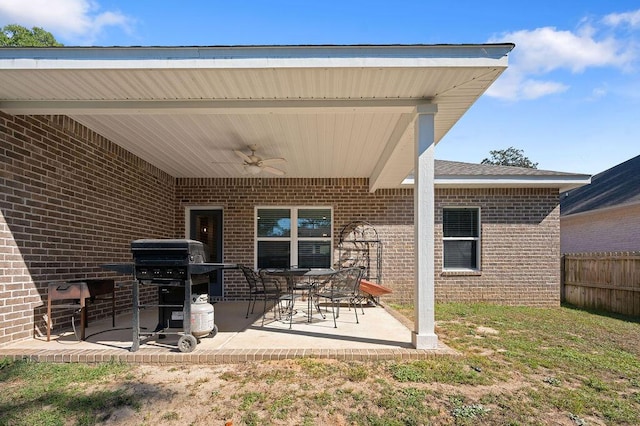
[562, 252, 640, 317]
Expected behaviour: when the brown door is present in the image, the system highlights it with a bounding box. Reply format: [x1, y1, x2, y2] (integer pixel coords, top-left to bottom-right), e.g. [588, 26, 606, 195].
[189, 209, 223, 300]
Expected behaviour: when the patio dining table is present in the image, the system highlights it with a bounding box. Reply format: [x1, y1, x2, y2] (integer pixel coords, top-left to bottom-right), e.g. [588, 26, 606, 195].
[263, 268, 335, 328]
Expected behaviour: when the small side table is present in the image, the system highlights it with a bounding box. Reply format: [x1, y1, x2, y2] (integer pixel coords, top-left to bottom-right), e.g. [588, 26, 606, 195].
[46, 279, 116, 341]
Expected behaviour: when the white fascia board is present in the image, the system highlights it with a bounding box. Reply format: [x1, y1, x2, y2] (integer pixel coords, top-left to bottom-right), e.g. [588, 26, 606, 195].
[402, 176, 592, 192]
[0, 98, 427, 116]
[561, 199, 640, 219]
[0, 44, 513, 70]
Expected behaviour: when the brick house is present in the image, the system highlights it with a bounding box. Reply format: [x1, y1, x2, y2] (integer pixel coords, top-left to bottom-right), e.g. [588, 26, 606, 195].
[0, 45, 589, 348]
[561, 155, 640, 253]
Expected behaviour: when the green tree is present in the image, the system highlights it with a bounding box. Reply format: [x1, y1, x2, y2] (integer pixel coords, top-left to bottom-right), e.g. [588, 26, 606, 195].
[0, 24, 62, 47]
[481, 146, 538, 169]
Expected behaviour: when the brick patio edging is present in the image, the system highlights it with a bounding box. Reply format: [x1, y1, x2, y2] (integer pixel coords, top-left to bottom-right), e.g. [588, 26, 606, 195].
[0, 302, 460, 364]
[0, 345, 460, 365]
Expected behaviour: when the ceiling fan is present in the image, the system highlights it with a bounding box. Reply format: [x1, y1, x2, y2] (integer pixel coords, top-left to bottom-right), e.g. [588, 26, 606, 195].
[234, 144, 287, 176]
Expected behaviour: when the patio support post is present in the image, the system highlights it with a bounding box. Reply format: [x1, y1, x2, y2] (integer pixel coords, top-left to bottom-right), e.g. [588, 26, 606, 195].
[412, 104, 439, 349]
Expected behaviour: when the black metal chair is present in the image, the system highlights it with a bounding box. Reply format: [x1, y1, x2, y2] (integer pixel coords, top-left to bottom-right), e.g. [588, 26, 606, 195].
[288, 272, 316, 326]
[261, 268, 302, 328]
[239, 265, 286, 325]
[313, 267, 364, 328]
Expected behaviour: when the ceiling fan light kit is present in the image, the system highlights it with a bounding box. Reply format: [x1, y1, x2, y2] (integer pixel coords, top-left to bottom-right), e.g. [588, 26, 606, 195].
[234, 144, 286, 176]
[244, 164, 262, 175]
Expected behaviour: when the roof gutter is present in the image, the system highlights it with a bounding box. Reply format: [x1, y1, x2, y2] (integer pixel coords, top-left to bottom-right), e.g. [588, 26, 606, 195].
[0, 43, 515, 70]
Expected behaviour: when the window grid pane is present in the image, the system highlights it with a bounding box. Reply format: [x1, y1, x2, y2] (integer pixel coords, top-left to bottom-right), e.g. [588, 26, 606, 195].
[443, 208, 480, 270]
[443, 208, 478, 237]
[257, 208, 291, 237]
[257, 241, 290, 269]
[298, 241, 331, 268]
[256, 207, 333, 269]
[443, 240, 477, 269]
[298, 208, 332, 238]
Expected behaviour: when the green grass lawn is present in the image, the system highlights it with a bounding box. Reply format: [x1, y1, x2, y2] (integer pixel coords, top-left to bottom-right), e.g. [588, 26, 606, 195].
[392, 303, 640, 425]
[1, 303, 638, 425]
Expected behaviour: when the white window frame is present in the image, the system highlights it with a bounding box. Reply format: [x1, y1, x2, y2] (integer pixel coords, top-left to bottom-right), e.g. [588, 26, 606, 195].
[442, 206, 481, 271]
[255, 206, 333, 268]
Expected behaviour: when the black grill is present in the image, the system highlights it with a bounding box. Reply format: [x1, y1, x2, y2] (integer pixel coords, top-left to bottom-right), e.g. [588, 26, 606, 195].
[130, 239, 210, 331]
[102, 239, 236, 352]
[131, 239, 209, 284]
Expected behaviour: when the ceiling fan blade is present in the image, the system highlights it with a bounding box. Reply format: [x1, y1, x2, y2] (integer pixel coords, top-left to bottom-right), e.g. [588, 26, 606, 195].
[263, 165, 286, 176]
[260, 157, 287, 166]
[234, 149, 252, 163]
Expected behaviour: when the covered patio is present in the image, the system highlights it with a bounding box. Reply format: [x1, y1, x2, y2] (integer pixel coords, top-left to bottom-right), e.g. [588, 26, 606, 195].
[0, 44, 514, 351]
[0, 300, 458, 363]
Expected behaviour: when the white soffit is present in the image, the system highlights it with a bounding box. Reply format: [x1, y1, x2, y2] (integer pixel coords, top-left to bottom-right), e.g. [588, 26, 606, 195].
[0, 44, 514, 189]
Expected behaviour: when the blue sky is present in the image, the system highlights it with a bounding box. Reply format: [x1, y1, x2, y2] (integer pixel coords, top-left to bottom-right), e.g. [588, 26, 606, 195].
[1, 0, 639, 175]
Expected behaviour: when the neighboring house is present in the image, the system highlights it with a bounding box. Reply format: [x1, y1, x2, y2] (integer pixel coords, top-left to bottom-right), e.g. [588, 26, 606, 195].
[561, 155, 640, 253]
[0, 44, 589, 348]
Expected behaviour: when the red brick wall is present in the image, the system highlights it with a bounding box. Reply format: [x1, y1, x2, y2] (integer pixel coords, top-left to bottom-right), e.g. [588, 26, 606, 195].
[1, 112, 562, 345]
[435, 188, 561, 306]
[174, 178, 415, 302]
[0, 113, 174, 345]
[175, 181, 562, 307]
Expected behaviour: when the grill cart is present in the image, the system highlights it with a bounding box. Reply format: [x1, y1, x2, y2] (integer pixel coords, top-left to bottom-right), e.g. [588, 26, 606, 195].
[103, 239, 235, 353]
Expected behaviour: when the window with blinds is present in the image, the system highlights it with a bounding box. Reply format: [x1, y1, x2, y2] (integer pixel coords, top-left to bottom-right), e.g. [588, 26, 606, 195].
[443, 208, 480, 270]
[256, 207, 332, 269]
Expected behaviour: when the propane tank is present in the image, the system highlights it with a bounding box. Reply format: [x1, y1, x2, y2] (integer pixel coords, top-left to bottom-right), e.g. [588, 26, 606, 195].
[190, 294, 215, 338]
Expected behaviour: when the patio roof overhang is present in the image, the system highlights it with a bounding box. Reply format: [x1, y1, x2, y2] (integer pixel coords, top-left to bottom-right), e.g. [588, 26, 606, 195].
[401, 159, 592, 192]
[431, 176, 590, 192]
[0, 44, 514, 191]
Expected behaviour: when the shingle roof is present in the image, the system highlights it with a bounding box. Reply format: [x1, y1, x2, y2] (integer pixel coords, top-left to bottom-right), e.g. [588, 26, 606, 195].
[560, 155, 640, 216]
[403, 160, 591, 191]
[435, 160, 585, 178]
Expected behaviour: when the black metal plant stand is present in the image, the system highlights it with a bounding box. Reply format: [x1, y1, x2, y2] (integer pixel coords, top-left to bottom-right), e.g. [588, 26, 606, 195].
[337, 221, 382, 303]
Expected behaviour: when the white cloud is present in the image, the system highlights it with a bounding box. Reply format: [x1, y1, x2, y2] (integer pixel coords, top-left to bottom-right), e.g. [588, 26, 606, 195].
[487, 69, 569, 101]
[0, 0, 133, 45]
[603, 10, 640, 28]
[504, 26, 630, 73]
[519, 79, 569, 100]
[591, 87, 608, 99]
[487, 11, 639, 101]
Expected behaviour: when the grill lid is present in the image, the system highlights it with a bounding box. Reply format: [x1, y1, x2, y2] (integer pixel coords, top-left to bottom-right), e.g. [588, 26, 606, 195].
[101, 239, 237, 278]
[131, 239, 208, 265]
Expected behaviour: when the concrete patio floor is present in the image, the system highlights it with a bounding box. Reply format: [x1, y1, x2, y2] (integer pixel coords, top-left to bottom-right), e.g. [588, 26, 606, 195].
[0, 300, 458, 364]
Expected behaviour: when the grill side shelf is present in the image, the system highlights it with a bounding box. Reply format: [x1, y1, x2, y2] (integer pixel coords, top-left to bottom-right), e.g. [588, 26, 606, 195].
[101, 263, 134, 275]
[101, 263, 237, 276]
[190, 263, 238, 274]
